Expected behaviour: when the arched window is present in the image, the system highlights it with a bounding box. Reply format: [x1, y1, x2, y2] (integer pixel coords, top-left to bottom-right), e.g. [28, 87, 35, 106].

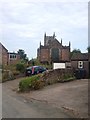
[51, 48, 59, 62]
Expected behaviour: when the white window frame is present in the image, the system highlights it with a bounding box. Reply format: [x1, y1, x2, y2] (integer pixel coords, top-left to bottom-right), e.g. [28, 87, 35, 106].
[9, 54, 17, 60]
[78, 61, 83, 68]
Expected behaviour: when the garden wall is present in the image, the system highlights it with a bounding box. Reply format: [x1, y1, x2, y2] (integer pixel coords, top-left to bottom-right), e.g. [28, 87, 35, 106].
[42, 68, 74, 85]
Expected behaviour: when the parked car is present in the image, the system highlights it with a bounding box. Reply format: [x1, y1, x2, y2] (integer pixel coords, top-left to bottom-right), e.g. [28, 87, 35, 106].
[25, 66, 47, 76]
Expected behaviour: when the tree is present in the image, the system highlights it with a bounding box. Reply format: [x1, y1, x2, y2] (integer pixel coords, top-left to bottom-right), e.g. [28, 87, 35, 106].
[72, 49, 81, 53]
[71, 49, 81, 57]
[16, 63, 25, 73]
[31, 58, 35, 66]
[17, 49, 27, 60]
[87, 46, 90, 53]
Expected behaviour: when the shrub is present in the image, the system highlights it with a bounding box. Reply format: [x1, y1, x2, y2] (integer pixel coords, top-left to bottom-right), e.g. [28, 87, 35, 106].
[31, 80, 45, 90]
[13, 70, 20, 76]
[16, 63, 25, 73]
[19, 74, 44, 92]
[58, 73, 76, 82]
[2, 70, 15, 82]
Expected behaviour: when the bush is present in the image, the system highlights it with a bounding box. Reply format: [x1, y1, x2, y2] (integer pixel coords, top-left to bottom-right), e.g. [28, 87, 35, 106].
[16, 63, 25, 73]
[31, 79, 45, 90]
[19, 74, 44, 92]
[2, 70, 15, 82]
[13, 70, 20, 76]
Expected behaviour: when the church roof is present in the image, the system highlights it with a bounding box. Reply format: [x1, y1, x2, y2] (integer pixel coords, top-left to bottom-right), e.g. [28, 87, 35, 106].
[40, 45, 49, 49]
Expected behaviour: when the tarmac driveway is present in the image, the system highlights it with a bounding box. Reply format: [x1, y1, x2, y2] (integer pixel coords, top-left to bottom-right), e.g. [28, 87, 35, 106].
[2, 78, 88, 118]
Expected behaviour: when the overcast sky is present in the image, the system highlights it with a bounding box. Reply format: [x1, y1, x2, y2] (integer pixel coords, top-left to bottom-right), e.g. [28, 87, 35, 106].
[0, 0, 89, 60]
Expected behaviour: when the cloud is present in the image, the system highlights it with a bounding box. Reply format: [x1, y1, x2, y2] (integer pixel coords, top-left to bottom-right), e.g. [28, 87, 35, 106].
[0, 1, 88, 59]
[0, 0, 89, 3]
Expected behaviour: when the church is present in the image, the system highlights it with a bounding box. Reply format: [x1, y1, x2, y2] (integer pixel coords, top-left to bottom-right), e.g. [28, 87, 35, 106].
[37, 33, 70, 64]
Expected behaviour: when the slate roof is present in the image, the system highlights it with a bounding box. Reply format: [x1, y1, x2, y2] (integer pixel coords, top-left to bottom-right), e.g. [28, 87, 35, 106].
[8, 52, 19, 55]
[40, 45, 49, 49]
[71, 53, 89, 61]
[0, 42, 8, 52]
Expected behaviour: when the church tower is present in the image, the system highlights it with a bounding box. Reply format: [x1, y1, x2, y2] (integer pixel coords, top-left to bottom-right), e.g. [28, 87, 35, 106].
[61, 38, 62, 45]
[53, 32, 55, 39]
[44, 32, 46, 46]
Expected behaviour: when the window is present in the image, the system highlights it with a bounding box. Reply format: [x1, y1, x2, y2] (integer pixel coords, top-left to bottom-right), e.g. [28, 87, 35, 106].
[78, 61, 83, 68]
[9, 54, 17, 60]
[51, 48, 59, 62]
[10, 55, 12, 58]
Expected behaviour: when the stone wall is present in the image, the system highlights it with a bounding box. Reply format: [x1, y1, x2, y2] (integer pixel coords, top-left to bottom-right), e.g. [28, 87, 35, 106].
[37, 34, 70, 63]
[0, 43, 8, 66]
[61, 48, 70, 61]
[40, 48, 49, 62]
[42, 68, 74, 85]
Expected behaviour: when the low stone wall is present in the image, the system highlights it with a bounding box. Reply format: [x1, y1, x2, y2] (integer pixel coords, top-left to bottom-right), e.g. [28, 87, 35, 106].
[2, 70, 15, 82]
[42, 68, 74, 85]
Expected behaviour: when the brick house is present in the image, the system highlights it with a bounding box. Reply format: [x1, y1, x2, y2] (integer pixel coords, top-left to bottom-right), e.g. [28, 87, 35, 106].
[71, 53, 89, 78]
[0, 42, 8, 66]
[8, 52, 20, 65]
[37, 33, 70, 64]
[0, 43, 20, 66]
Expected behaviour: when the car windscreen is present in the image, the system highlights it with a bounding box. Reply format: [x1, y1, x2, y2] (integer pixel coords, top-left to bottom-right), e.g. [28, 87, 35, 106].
[26, 67, 32, 70]
[34, 67, 39, 71]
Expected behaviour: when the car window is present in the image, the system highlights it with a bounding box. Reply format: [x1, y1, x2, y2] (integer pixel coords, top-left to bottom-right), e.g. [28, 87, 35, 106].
[34, 67, 39, 71]
[27, 67, 32, 70]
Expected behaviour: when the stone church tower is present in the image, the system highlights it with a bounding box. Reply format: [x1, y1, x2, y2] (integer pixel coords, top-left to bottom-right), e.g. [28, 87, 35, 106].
[37, 33, 70, 64]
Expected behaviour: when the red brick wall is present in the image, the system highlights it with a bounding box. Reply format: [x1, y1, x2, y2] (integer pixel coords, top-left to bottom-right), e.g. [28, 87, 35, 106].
[38, 38, 70, 63]
[71, 61, 78, 69]
[8, 54, 20, 65]
[61, 49, 70, 61]
[71, 61, 89, 78]
[40, 49, 49, 62]
[39, 47, 70, 63]
[0, 44, 8, 66]
[0, 44, 2, 65]
[84, 61, 89, 78]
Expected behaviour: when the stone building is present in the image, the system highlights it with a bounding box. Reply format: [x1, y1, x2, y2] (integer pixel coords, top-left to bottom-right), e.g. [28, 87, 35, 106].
[0, 42, 8, 66]
[37, 33, 70, 64]
[71, 53, 90, 78]
[0, 42, 20, 66]
[8, 52, 20, 65]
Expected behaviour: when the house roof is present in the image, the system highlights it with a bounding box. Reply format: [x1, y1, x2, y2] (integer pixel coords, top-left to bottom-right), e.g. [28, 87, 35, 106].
[71, 53, 89, 61]
[0, 42, 8, 52]
[8, 52, 19, 55]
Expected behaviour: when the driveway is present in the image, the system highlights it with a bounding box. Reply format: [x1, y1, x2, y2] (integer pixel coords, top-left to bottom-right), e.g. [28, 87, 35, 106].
[2, 85, 71, 118]
[2, 78, 88, 118]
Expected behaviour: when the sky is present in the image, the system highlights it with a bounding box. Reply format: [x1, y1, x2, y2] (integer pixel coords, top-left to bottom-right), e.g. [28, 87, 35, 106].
[0, 0, 89, 60]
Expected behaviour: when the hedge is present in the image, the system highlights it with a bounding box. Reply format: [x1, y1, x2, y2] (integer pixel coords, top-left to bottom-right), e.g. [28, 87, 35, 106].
[19, 74, 44, 92]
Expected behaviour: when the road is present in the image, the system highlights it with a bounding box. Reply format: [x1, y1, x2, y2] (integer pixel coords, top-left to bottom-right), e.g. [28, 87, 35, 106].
[2, 83, 71, 118]
[2, 78, 88, 118]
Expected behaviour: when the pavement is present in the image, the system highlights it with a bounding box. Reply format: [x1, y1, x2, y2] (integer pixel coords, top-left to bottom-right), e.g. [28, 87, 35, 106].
[2, 78, 88, 118]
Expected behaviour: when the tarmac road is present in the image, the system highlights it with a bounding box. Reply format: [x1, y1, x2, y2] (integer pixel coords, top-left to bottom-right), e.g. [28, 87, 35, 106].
[2, 78, 88, 118]
[2, 83, 71, 118]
